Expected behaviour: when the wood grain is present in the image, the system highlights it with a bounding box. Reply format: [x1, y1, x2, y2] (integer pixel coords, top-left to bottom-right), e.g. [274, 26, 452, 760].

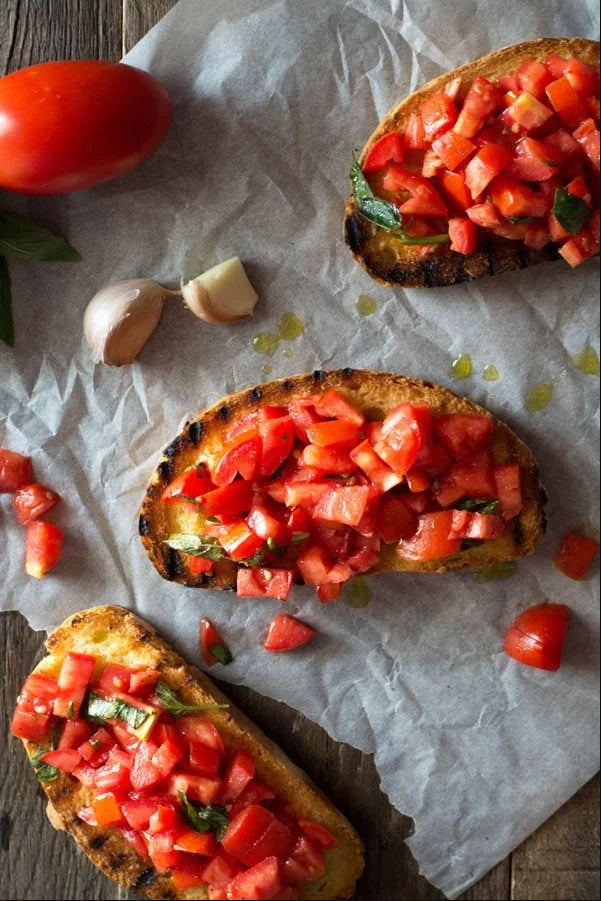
[0, 1, 599, 899]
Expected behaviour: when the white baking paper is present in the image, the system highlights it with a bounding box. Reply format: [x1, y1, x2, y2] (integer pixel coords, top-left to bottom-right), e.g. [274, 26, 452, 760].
[1, 1, 599, 896]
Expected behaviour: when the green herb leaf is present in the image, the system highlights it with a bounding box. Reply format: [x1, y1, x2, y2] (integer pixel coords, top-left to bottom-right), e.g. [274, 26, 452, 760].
[178, 792, 229, 841]
[84, 692, 150, 729]
[455, 498, 501, 514]
[155, 681, 229, 718]
[239, 546, 268, 567]
[164, 533, 225, 561]
[209, 643, 233, 666]
[475, 560, 518, 582]
[509, 216, 536, 224]
[291, 531, 310, 544]
[0, 211, 81, 262]
[30, 748, 59, 783]
[392, 232, 450, 246]
[0, 256, 13, 347]
[552, 188, 592, 235]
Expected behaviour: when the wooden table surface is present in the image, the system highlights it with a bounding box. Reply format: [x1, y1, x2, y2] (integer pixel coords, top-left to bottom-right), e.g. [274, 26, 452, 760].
[1, 2, 599, 900]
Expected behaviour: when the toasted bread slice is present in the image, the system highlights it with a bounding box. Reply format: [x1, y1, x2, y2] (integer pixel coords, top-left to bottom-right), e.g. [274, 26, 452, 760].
[20, 605, 365, 900]
[139, 368, 546, 588]
[343, 37, 600, 287]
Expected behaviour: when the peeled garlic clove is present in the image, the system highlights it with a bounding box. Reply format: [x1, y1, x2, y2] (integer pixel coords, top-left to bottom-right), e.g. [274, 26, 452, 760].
[181, 257, 258, 323]
[83, 278, 166, 366]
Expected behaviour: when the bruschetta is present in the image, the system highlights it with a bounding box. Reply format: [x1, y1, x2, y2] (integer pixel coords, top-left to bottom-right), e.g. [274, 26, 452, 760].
[139, 369, 546, 603]
[10, 605, 365, 900]
[343, 37, 600, 287]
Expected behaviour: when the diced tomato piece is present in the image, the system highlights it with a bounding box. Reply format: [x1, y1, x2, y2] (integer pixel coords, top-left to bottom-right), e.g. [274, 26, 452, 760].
[236, 567, 294, 601]
[258, 413, 295, 478]
[362, 130, 405, 172]
[110, 720, 142, 754]
[559, 232, 599, 267]
[490, 175, 548, 219]
[305, 418, 360, 448]
[350, 439, 402, 493]
[91, 792, 124, 827]
[545, 76, 588, 127]
[493, 464, 522, 520]
[316, 582, 342, 603]
[79, 726, 115, 762]
[421, 149, 445, 178]
[404, 112, 428, 149]
[130, 740, 163, 791]
[58, 718, 92, 749]
[506, 91, 554, 132]
[282, 835, 326, 885]
[524, 219, 551, 249]
[454, 76, 501, 138]
[40, 747, 82, 773]
[564, 58, 598, 98]
[76, 806, 98, 826]
[376, 492, 418, 543]
[221, 749, 255, 802]
[188, 740, 221, 778]
[448, 217, 478, 253]
[431, 130, 475, 170]
[450, 511, 507, 540]
[148, 836, 184, 874]
[464, 142, 512, 198]
[12, 482, 60, 525]
[397, 511, 462, 562]
[503, 602, 568, 671]
[170, 856, 212, 889]
[199, 618, 231, 669]
[91, 759, 131, 794]
[505, 136, 563, 181]
[129, 669, 160, 698]
[213, 437, 261, 486]
[228, 856, 283, 901]
[169, 772, 222, 805]
[313, 484, 370, 527]
[220, 520, 264, 562]
[153, 737, 184, 778]
[176, 716, 225, 754]
[437, 168, 472, 212]
[118, 827, 149, 859]
[97, 664, 132, 695]
[0, 448, 32, 492]
[516, 59, 553, 100]
[173, 828, 217, 856]
[374, 404, 423, 477]
[554, 532, 599, 581]
[24, 520, 64, 579]
[161, 465, 214, 502]
[573, 120, 601, 170]
[15, 673, 57, 723]
[405, 468, 429, 493]
[229, 779, 277, 818]
[53, 652, 95, 719]
[147, 803, 181, 834]
[435, 464, 497, 508]
[222, 805, 294, 868]
[311, 389, 365, 426]
[246, 503, 288, 545]
[187, 554, 214, 575]
[420, 91, 458, 139]
[199, 480, 254, 519]
[383, 166, 448, 217]
[201, 852, 244, 889]
[121, 797, 160, 831]
[433, 414, 493, 463]
[264, 614, 317, 652]
[10, 706, 51, 741]
[298, 818, 339, 849]
[466, 201, 504, 229]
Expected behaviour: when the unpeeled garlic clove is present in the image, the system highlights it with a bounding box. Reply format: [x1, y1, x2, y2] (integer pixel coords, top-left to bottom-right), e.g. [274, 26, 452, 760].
[181, 257, 258, 323]
[83, 278, 166, 366]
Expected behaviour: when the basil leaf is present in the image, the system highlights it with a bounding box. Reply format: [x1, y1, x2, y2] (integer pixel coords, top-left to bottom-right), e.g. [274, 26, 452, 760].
[291, 531, 310, 544]
[0, 211, 81, 262]
[350, 155, 403, 231]
[0, 256, 13, 347]
[552, 188, 592, 235]
[164, 533, 225, 560]
[178, 792, 229, 841]
[509, 216, 536, 224]
[84, 692, 150, 729]
[30, 748, 58, 783]
[455, 498, 501, 514]
[155, 681, 229, 718]
[209, 643, 233, 666]
[393, 232, 450, 246]
[239, 546, 267, 567]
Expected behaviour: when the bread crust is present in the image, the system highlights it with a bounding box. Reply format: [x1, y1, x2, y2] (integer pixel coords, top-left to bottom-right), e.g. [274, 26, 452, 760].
[139, 368, 546, 588]
[22, 605, 365, 900]
[343, 37, 601, 287]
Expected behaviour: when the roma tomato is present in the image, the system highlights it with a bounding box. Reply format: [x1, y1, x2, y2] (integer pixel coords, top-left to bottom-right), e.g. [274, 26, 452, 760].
[0, 61, 172, 194]
[503, 602, 568, 671]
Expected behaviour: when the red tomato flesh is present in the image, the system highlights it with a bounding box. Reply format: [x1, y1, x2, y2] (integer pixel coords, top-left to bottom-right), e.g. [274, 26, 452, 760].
[503, 603, 568, 671]
[24, 520, 64, 578]
[264, 614, 316, 652]
[0, 448, 32, 492]
[554, 532, 599, 580]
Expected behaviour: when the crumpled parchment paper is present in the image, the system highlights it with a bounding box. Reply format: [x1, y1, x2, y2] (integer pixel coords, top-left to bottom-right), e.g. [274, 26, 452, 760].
[1, 1, 599, 896]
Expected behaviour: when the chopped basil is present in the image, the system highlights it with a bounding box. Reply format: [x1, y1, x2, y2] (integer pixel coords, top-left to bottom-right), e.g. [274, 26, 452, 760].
[350, 154, 450, 245]
[178, 792, 230, 841]
[552, 187, 592, 235]
[30, 748, 58, 783]
[67, 701, 75, 720]
[155, 681, 228, 718]
[239, 546, 268, 567]
[83, 692, 150, 729]
[164, 533, 225, 561]
[508, 216, 536, 224]
[455, 498, 501, 514]
[209, 643, 233, 666]
[267, 537, 277, 551]
[291, 531, 310, 544]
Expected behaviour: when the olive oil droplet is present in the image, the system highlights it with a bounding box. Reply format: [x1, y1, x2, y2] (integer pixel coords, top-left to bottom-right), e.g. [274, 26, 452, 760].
[344, 576, 372, 608]
[525, 382, 553, 412]
[483, 364, 499, 382]
[261, 364, 273, 376]
[571, 345, 600, 376]
[252, 332, 281, 356]
[282, 347, 293, 359]
[475, 561, 518, 582]
[451, 353, 472, 380]
[356, 295, 378, 316]
[279, 313, 304, 341]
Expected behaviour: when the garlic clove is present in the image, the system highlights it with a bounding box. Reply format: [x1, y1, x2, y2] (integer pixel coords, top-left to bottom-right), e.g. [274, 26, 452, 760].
[181, 257, 258, 323]
[83, 278, 166, 366]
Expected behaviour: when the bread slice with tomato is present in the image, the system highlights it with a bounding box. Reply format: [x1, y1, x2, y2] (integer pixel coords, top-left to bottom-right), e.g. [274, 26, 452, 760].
[139, 369, 546, 602]
[11, 604, 365, 900]
[343, 37, 600, 287]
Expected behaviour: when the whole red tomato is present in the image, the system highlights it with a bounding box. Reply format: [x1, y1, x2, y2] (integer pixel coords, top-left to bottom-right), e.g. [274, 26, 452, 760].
[503, 602, 568, 671]
[0, 60, 172, 194]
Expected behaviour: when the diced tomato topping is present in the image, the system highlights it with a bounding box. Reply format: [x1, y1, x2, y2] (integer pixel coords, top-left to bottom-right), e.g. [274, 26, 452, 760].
[404, 111, 428, 149]
[433, 414, 494, 463]
[222, 805, 294, 868]
[200, 480, 254, 519]
[58, 718, 92, 749]
[383, 166, 448, 217]
[176, 716, 225, 754]
[282, 835, 326, 885]
[432, 130, 476, 170]
[313, 485, 370, 528]
[397, 511, 462, 562]
[161, 465, 214, 502]
[493, 464, 522, 520]
[454, 76, 501, 137]
[420, 91, 458, 139]
[264, 614, 316, 652]
[53, 652, 95, 719]
[464, 142, 513, 198]
[213, 437, 261, 486]
[24, 521, 64, 579]
[258, 413, 295, 478]
[97, 664, 132, 695]
[554, 532, 599, 581]
[362, 130, 405, 172]
[311, 389, 365, 425]
[0, 448, 32, 492]
[298, 817, 339, 849]
[228, 856, 283, 901]
[448, 217, 478, 253]
[40, 747, 82, 773]
[92, 792, 124, 827]
[516, 59, 553, 100]
[506, 91, 554, 131]
[200, 618, 232, 668]
[221, 749, 256, 802]
[13, 483, 60, 525]
[174, 829, 218, 856]
[236, 567, 294, 601]
[349, 440, 402, 492]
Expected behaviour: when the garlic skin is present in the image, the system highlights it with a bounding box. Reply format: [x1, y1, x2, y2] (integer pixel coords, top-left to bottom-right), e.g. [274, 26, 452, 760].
[181, 257, 258, 323]
[83, 279, 166, 366]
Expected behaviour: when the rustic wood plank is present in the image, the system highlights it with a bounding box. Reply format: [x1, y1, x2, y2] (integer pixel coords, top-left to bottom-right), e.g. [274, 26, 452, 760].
[122, 0, 177, 56]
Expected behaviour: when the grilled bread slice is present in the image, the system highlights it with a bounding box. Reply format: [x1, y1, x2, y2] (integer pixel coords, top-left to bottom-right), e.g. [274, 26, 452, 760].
[139, 368, 546, 589]
[343, 37, 600, 287]
[18, 605, 365, 900]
